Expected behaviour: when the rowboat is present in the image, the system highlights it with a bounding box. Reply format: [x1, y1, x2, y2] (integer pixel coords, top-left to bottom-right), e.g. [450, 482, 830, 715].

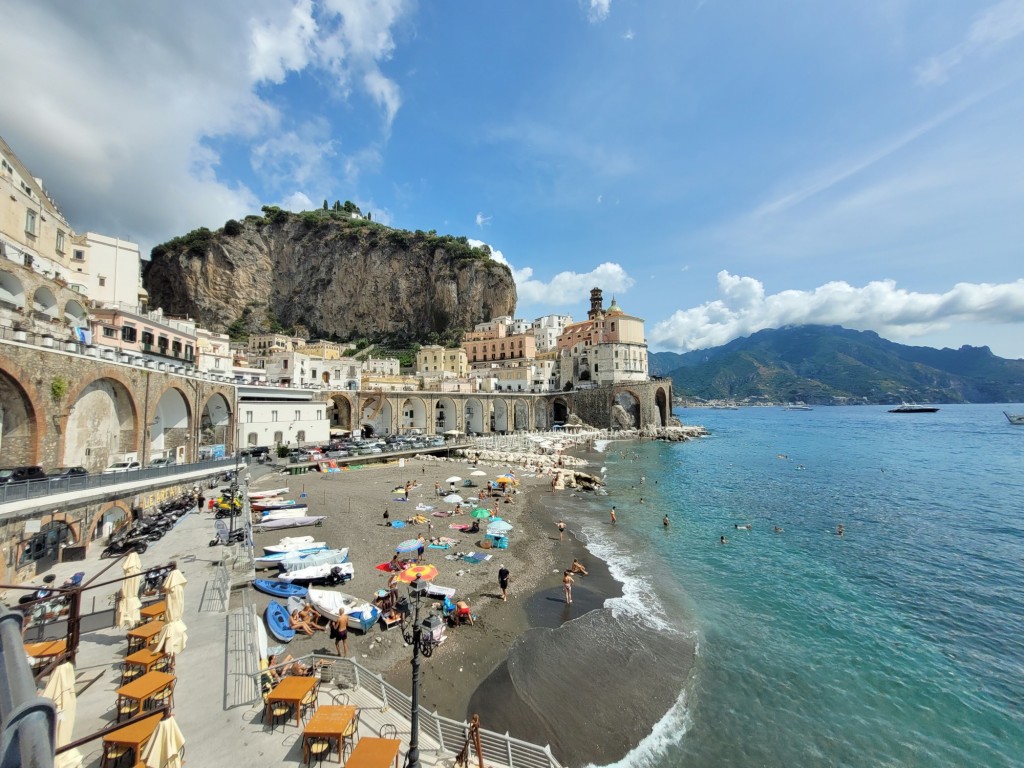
[263, 537, 326, 555]
[254, 516, 326, 531]
[249, 488, 289, 499]
[260, 506, 310, 521]
[264, 600, 295, 643]
[278, 548, 349, 571]
[252, 579, 308, 599]
[254, 549, 326, 569]
[252, 499, 299, 511]
[278, 562, 354, 585]
[307, 587, 380, 632]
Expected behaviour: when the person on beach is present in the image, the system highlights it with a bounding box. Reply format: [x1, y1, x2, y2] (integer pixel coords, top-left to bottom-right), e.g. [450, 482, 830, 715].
[455, 600, 474, 625]
[383, 507, 390, 523]
[416, 534, 426, 561]
[571, 559, 588, 575]
[557, 520, 566, 541]
[330, 616, 349, 657]
[563, 570, 575, 604]
[498, 565, 511, 601]
[288, 610, 317, 636]
[610, 506, 617, 524]
[663, 514, 669, 528]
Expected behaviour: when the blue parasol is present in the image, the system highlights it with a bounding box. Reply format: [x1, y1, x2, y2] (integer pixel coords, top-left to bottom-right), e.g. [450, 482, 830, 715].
[396, 539, 422, 553]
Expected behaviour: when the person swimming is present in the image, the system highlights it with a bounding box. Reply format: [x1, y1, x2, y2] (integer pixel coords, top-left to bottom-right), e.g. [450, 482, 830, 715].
[734, 523, 751, 530]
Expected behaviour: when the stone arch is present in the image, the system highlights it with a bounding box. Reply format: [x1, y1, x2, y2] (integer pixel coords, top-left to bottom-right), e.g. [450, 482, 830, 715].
[434, 396, 457, 434]
[399, 397, 427, 433]
[329, 394, 354, 431]
[490, 399, 509, 434]
[0, 363, 44, 465]
[551, 397, 570, 426]
[200, 392, 232, 453]
[149, 386, 191, 463]
[85, 501, 132, 543]
[655, 385, 670, 427]
[63, 297, 88, 326]
[613, 390, 641, 430]
[360, 394, 393, 436]
[32, 285, 59, 319]
[63, 374, 140, 471]
[17, 511, 81, 571]
[513, 399, 530, 431]
[464, 397, 484, 435]
[0, 269, 26, 309]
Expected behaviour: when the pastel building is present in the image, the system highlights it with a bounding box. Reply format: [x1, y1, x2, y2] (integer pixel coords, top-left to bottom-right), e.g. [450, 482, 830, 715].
[557, 288, 648, 388]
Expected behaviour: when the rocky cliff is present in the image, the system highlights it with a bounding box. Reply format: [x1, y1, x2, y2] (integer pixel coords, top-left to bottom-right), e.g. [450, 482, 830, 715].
[143, 207, 517, 343]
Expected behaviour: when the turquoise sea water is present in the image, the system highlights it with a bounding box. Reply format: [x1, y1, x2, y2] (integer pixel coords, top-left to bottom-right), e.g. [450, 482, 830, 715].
[560, 404, 1023, 767]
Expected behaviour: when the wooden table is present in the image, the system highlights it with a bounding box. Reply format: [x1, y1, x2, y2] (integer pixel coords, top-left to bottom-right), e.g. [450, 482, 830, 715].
[23, 638, 67, 663]
[303, 705, 356, 764]
[126, 620, 164, 653]
[140, 600, 167, 622]
[101, 711, 162, 767]
[115, 671, 175, 720]
[125, 648, 168, 675]
[266, 676, 318, 728]
[344, 737, 401, 768]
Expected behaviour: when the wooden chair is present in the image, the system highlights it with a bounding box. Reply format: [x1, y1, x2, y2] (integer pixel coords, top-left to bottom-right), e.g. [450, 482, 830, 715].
[329, 691, 349, 707]
[153, 654, 174, 674]
[261, 690, 292, 732]
[101, 742, 134, 768]
[145, 678, 175, 712]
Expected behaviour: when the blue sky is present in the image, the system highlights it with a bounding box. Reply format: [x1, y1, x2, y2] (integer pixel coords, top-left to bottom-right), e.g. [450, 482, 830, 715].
[3, 0, 1024, 357]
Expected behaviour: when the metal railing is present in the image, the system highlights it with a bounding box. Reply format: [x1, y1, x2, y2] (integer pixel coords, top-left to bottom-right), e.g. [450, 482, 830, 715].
[0, 605, 55, 768]
[0, 457, 238, 505]
[252, 654, 564, 768]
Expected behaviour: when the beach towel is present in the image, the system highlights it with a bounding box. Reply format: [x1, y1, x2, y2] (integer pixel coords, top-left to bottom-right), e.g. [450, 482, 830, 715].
[415, 504, 434, 512]
[431, 511, 452, 518]
[393, 497, 409, 502]
[428, 543, 450, 550]
[390, 520, 407, 528]
[449, 524, 470, 531]
[462, 552, 491, 564]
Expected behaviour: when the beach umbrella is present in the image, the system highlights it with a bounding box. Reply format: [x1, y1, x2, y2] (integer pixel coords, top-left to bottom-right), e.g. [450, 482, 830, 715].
[443, 493, 464, 504]
[162, 568, 187, 623]
[117, 552, 143, 629]
[395, 564, 439, 584]
[142, 715, 186, 768]
[154, 619, 188, 655]
[43, 661, 83, 768]
[487, 520, 513, 533]
[495, 476, 515, 485]
[470, 508, 492, 519]
[445, 476, 462, 484]
[396, 539, 422, 553]
[470, 470, 487, 477]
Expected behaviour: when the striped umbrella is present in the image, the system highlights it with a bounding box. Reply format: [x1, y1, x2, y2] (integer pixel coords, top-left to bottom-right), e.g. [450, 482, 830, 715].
[396, 564, 439, 584]
[396, 539, 422, 553]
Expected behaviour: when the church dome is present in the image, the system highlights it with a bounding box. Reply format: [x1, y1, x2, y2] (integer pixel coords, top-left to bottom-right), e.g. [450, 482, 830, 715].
[606, 296, 625, 316]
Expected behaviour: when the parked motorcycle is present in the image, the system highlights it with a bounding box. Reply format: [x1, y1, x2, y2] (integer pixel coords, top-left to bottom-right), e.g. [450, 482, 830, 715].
[101, 531, 148, 558]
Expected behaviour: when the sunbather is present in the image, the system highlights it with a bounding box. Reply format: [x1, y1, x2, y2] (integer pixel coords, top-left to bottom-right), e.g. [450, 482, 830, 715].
[570, 559, 589, 576]
[267, 654, 315, 680]
[288, 610, 317, 635]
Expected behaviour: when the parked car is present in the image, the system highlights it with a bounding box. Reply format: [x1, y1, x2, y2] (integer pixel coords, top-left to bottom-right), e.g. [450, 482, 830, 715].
[103, 461, 142, 474]
[242, 446, 271, 458]
[47, 466, 89, 478]
[149, 457, 176, 467]
[0, 466, 48, 484]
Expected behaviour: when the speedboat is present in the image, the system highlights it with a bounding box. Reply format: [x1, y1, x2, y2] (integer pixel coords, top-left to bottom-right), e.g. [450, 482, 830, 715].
[784, 402, 813, 410]
[1004, 411, 1024, 425]
[888, 404, 939, 413]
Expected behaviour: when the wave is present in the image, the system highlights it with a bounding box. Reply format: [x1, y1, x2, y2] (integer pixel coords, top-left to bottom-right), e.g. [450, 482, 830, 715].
[583, 688, 693, 768]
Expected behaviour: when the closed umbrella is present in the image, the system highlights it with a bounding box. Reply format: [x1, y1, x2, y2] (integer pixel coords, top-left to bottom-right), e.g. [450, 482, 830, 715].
[142, 715, 186, 768]
[118, 552, 143, 629]
[396, 539, 421, 553]
[154, 619, 188, 655]
[43, 661, 82, 768]
[162, 569, 187, 623]
[396, 564, 439, 583]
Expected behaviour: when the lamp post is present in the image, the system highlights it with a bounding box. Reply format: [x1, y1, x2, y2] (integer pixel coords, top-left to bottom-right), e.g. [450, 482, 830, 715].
[406, 577, 424, 768]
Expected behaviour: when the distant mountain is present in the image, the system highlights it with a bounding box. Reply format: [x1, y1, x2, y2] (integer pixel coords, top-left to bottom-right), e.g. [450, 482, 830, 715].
[655, 325, 1024, 404]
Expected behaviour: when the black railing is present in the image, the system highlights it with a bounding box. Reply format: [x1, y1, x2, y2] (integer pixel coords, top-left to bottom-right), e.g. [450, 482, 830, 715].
[0, 456, 238, 505]
[0, 605, 55, 768]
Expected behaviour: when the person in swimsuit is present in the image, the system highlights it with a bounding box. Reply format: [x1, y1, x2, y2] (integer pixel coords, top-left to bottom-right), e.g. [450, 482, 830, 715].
[837, 524, 844, 537]
[498, 565, 510, 601]
[330, 616, 349, 657]
[570, 559, 588, 575]
[610, 506, 617, 524]
[288, 610, 316, 636]
[563, 570, 575, 604]
[557, 520, 566, 541]
[663, 514, 669, 528]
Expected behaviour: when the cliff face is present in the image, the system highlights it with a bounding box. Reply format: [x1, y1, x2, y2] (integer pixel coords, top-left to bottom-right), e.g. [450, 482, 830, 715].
[142, 211, 517, 342]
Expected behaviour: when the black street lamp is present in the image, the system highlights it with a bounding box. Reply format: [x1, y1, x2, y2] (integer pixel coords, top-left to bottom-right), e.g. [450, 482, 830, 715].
[406, 577, 424, 768]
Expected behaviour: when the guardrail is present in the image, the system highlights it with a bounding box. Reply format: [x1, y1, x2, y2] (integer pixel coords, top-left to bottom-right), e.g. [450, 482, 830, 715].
[0, 605, 56, 768]
[0, 457, 239, 505]
[253, 654, 564, 768]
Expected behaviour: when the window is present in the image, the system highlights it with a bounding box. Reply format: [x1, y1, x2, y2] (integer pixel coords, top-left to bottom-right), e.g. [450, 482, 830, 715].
[171, 340, 182, 357]
[141, 331, 154, 346]
[316, 410, 323, 420]
[246, 411, 254, 423]
[25, 210, 37, 235]
[247, 432, 258, 446]
[73, 249, 85, 261]
[98, 277, 106, 287]
[294, 410, 301, 421]
[283, 359, 288, 370]
[158, 335, 169, 350]
[271, 410, 278, 422]
[121, 326, 137, 343]
[103, 327, 117, 338]
[296, 430, 306, 442]
[185, 345, 194, 361]
[274, 431, 284, 445]
[56, 230, 65, 253]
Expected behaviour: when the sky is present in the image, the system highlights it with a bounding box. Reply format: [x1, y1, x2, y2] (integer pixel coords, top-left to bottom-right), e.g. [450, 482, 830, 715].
[3, 0, 1024, 358]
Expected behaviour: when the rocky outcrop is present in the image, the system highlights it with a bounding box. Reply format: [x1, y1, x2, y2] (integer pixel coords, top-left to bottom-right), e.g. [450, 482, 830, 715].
[143, 209, 517, 343]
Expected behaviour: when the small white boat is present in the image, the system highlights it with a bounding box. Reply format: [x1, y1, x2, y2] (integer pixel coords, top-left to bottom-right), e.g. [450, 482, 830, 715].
[278, 562, 355, 584]
[307, 587, 380, 632]
[254, 548, 326, 569]
[260, 506, 310, 521]
[252, 499, 298, 511]
[1004, 411, 1024, 425]
[254, 516, 326, 531]
[263, 537, 326, 555]
[249, 488, 289, 499]
[785, 402, 813, 411]
[279, 547, 349, 571]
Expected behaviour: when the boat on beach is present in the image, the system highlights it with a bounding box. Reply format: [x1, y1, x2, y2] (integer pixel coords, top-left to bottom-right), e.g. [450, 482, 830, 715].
[278, 562, 355, 585]
[262, 536, 325, 554]
[260, 505, 310, 520]
[252, 499, 299, 511]
[254, 516, 326, 531]
[264, 600, 296, 643]
[252, 579, 308, 599]
[278, 547, 349, 571]
[249, 487, 289, 499]
[889, 404, 940, 413]
[1004, 411, 1024, 424]
[306, 587, 380, 632]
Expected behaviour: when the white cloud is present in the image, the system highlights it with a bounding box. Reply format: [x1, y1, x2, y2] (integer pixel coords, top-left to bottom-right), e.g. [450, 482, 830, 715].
[278, 191, 315, 211]
[586, 0, 611, 23]
[649, 271, 1024, 352]
[475, 212, 492, 228]
[916, 0, 1024, 85]
[0, 0, 411, 254]
[623, 29, 635, 40]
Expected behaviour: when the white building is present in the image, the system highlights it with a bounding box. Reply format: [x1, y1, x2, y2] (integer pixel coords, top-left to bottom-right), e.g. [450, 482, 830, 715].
[532, 313, 573, 353]
[236, 387, 329, 449]
[81, 232, 147, 308]
[362, 357, 400, 376]
[196, 327, 232, 374]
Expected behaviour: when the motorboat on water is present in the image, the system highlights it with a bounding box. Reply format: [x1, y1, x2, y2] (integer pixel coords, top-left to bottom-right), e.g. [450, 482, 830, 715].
[888, 404, 940, 413]
[784, 402, 813, 410]
[1004, 411, 1024, 425]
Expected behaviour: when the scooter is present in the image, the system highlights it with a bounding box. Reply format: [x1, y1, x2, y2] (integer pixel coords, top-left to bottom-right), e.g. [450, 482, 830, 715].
[101, 531, 149, 558]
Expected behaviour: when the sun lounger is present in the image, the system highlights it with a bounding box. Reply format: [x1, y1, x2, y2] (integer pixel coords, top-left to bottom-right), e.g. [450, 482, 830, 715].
[425, 585, 456, 599]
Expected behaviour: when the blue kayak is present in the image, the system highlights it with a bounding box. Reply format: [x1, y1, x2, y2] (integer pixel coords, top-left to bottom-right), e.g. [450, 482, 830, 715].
[252, 579, 308, 599]
[265, 600, 295, 643]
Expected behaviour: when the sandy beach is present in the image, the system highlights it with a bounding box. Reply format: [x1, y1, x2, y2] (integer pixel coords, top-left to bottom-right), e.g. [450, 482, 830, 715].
[247, 450, 606, 729]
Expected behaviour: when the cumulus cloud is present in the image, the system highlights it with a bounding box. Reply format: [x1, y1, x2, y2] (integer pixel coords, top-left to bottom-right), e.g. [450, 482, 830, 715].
[649, 271, 1024, 352]
[0, 0, 410, 254]
[475, 212, 492, 228]
[916, 0, 1024, 85]
[586, 0, 612, 23]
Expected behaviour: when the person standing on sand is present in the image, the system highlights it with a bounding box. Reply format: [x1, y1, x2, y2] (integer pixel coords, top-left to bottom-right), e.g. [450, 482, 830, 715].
[498, 565, 510, 601]
[557, 520, 566, 541]
[610, 506, 617, 524]
[563, 570, 575, 604]
[330, 616, 348, 657]
[416, 533, 426, 562]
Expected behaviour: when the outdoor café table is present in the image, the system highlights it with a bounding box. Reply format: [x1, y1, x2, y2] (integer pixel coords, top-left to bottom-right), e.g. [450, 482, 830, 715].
[303, 705, 356, 764]
[115, 671, 175, 721]
[266, 675, 318, 728]
[140, 600, 167, 622]
[101, 711, 162, 767]
[344, 737, 401, 768]
[126, 619, 164, 653]
[125, 648, 168, 675]
[23, 638, 66, 665]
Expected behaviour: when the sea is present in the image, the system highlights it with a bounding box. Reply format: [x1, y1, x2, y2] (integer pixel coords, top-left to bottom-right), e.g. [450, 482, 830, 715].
[496, 404, 1024, 767]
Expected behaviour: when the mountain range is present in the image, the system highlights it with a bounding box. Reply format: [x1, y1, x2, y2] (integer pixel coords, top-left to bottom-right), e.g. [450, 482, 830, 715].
[650, 325, 1024, 404]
